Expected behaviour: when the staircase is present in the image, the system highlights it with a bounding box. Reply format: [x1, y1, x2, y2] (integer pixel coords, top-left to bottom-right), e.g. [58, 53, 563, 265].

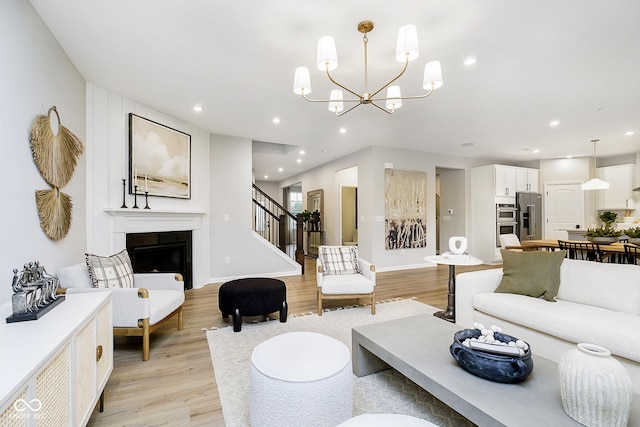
[252, 184, 305, 271]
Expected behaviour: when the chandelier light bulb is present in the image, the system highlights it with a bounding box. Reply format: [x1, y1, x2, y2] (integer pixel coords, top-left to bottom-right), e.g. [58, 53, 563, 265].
[293, 67, 312, 95]
[423, 61, 443, 90]
[395, 24, 419, 62]
[317, 36, 338, 71]
[385, 86, 402, 110]
[328, 89, 344, 113]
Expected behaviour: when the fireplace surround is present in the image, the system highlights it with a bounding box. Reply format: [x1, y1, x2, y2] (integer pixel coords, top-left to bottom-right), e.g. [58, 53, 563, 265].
[126, 231, 192, 290]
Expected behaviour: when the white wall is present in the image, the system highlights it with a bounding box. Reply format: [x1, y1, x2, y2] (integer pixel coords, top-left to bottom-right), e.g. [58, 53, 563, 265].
[254, 180, 280, 205]
[0, 0, 86, 305]
[210, 134, 300, 281]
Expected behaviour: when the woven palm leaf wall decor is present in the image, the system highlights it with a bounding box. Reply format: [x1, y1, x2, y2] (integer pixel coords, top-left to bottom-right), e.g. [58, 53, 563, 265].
[35, 188, 73, 241]
[30, 106, 84, 188]
[30, 106, 84, 240]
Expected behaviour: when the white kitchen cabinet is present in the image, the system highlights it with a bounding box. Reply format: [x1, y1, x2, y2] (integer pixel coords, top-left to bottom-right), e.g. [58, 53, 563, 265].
[495, 165, 516, 197]
[597, 164, 636, 210]
[0, 292, 112, 427]
[516, 168, 539, 192]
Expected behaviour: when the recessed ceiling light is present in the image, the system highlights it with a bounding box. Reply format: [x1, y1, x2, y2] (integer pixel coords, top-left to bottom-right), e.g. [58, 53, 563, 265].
[272, 117, 280, 124]
[624, 130, 634, 136]
[264, 175, 268, 179]
[278, 167, 283, 172]
[296, 158, 302, 163]
[549, 120, 560, 127]
[533, 149, 540, 153]
[461, 142, 474, 147]
[566, 155, 573, 159]
[463, 57, 477, 66]
[339, 128, 347, 134]
[299, 150, 305, 155]
[193, 105, 203, 112]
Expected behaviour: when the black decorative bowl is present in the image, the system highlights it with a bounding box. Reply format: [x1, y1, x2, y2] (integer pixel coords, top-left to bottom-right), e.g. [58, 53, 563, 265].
[449, 329, 534, 383]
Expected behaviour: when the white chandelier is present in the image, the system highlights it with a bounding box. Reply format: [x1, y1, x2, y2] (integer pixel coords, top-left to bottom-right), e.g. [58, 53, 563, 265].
[293, 20, 443, 116]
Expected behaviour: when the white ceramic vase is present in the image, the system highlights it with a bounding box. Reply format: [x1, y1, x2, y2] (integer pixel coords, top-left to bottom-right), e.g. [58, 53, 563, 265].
[448, 236, 467, 254]
[558, 343, 633, 427]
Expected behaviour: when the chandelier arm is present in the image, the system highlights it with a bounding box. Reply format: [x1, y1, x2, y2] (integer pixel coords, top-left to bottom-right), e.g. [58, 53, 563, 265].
[335, 102, 363, 117]
[370, 87, 435, 102]
[301, 92, 362, 103]
[368, 57, 409, 99]
[325, 69, 363, 99]
[369, 102, 393, 114]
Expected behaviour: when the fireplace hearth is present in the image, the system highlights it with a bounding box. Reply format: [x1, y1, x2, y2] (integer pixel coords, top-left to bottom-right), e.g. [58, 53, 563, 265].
[126, 231, 192, 290]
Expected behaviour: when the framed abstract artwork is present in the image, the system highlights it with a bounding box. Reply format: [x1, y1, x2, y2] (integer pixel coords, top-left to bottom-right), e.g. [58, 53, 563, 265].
[129, 113, 191, 199]
[384, 168, 427, 249]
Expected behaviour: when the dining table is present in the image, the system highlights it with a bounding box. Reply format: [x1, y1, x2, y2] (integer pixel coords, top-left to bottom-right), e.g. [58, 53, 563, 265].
[519, 239, 633, 262]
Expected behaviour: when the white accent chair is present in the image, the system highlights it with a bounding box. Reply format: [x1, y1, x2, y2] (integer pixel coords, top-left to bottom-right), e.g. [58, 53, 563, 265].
[56, 263, 185, 361]
[316, 245, 376, 316]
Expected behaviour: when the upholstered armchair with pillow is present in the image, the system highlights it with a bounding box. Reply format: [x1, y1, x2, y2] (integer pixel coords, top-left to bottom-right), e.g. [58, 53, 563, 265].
[56, 250, 185, 361]
[316, 245, 376, 316]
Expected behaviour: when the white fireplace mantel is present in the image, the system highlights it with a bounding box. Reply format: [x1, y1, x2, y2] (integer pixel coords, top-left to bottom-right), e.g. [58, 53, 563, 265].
[104, 208, 206, 235]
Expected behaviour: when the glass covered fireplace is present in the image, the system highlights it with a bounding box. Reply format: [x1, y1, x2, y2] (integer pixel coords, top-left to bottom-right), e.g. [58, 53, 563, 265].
[126, 230, 193, 290]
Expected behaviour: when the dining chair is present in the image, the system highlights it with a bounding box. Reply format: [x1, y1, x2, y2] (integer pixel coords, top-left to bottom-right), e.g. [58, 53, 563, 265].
[624, 244, 640, 265]
[498, 233, 541, 251]
[557, 240, 603, 262]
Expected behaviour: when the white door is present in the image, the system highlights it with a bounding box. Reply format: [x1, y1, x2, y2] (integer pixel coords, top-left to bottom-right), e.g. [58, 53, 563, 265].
[544, 183, 584, 240]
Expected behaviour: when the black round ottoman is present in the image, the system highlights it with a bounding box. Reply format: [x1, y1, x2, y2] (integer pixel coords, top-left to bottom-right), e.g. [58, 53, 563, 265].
[218, 278, 287, 332]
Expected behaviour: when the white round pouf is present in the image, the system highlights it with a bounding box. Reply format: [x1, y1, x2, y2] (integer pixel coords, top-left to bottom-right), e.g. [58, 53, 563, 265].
[250, 331, 353, 427]
[559, 343, 633, 427]
[338, 414, 437, 427]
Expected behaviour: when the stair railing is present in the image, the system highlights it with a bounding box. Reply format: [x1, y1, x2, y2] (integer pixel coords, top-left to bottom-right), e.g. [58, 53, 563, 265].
[252, 184, 305, 271]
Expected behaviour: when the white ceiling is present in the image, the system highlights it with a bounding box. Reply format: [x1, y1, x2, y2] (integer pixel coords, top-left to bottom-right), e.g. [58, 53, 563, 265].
[30, 1, 640, 181]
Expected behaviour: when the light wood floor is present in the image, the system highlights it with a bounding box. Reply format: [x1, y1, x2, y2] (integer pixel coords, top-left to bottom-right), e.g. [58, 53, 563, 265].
[87, 258, 496, 426]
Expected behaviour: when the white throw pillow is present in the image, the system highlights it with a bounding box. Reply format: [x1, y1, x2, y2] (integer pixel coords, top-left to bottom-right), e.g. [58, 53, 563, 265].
[320, 246, 361, 275]
[85, 249, 135, 289]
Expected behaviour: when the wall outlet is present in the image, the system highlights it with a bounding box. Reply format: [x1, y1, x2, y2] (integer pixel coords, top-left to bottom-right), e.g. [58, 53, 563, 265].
[224, 256, 230, 264]
[224, 214, 230, 221]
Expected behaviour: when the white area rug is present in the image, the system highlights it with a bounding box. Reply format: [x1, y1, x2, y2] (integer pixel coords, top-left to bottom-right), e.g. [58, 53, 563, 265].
[205, 299, 475, 427]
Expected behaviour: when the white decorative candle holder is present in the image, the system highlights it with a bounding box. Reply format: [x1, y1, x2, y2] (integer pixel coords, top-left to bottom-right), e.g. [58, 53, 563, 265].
[558, 343, 632, 427]
[448, 236, 467, 254]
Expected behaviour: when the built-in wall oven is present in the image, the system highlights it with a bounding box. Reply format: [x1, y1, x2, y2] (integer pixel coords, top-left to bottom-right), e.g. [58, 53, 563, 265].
[496, 204, 518, 247]
[496, 203, 517, 221]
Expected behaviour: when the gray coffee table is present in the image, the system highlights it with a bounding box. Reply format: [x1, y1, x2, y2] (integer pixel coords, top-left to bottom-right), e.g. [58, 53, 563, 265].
[352, 313, 639, 427]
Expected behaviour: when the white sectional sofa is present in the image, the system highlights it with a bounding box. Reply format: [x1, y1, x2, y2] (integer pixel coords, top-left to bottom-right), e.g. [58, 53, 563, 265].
[456, 258, 640, 393]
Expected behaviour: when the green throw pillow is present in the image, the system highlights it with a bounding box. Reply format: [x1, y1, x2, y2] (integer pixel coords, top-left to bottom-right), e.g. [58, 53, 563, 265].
[495, 249, 566, 301]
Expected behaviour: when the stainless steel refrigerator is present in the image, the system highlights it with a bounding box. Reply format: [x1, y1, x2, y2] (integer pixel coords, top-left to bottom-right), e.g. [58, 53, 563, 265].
[516, 192, 542, 241]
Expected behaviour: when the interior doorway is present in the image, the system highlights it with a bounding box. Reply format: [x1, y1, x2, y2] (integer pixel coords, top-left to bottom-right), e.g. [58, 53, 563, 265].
[336, 166, 358, 246]
[341, 186, 357, 245]
[435, 168, 466, 254]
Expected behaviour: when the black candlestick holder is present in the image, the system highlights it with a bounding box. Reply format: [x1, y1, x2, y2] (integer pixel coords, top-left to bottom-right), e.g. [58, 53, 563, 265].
[121, 179, 128, 208]
[132, 185, 139, 209]
[144, 191, 150, 209]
